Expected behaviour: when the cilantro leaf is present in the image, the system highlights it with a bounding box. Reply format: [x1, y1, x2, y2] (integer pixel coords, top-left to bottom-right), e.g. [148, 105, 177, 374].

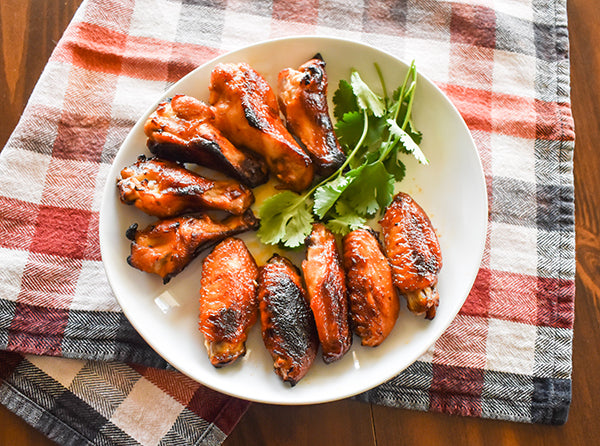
[257, 191, 313, 248]
[405, 120, 423, 145]
[387, 118, 429, 164]
[344, 162, 395, 216]
[324, 201, 367, 235]
[335, 111, 387, 156]
[335, 199, 357, 216]
[325, 212, 367, 236]
[382, 143, 407, 182]
[335, 111, 365, 152]
[364, 115, 388, 149]
[313, 175, 352, 219]
[332, 79, 358, 121]
[350, 70, 385, 117]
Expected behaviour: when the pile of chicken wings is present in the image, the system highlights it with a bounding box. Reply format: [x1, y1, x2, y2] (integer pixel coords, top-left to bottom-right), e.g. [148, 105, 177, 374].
[115, 55, 442, 386]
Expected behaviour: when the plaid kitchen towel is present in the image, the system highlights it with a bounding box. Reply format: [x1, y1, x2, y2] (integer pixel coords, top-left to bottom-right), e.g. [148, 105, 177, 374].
[0, 0, 575, 443]
[0, 351, 247, 445]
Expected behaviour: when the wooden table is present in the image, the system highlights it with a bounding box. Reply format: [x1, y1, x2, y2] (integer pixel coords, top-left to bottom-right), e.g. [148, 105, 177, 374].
[0, 1, 597, 444]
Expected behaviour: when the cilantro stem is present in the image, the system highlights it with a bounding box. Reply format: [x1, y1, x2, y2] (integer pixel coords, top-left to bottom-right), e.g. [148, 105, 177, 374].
[375, 63, 389, 108]
[393, 61, 417, 123]
[392, 66, 412, 121]
[401, 80, 417, 130]
[377, 61, 418, 163]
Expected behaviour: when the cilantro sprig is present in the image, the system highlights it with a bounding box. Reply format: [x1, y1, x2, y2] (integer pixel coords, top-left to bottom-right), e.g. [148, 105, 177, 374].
[257, 61, 427, 248]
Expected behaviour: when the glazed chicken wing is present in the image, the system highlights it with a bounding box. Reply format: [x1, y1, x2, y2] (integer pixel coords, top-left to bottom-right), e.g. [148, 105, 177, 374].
[209, 63, 314, 192]
[117, 155, 254, 218]
[379, 192, 442, 319]
[258, 254, 319, 386]
[302, 223, 351, 363]
[126, 210, 258, 283]
[199, 237, 259, 367]
[144, 94, 268, 187]
[342, 228, 399, 347]
[278, 55, 345, 176]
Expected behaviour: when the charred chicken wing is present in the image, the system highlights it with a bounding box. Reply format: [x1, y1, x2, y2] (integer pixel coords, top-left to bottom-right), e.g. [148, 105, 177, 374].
[342, 228, 399, 347]
[379, 192, 442, 319]
[199, 237, 259, 367]
[209, 62, 314, 192]
[302, 223, 351, 363]
[278, 55, 345, 176]
[117, 155, 254, 218]
[126, 210, 258, 283]
[258, 254, 319, 386]
[144, 94, 268, 187]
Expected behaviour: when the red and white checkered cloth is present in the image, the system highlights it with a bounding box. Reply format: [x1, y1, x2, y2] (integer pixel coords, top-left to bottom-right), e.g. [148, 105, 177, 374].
[0, 0, 575, 443]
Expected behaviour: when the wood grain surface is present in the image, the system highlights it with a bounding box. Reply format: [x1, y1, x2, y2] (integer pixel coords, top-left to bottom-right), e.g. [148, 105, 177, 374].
[0, 1, 598, 445]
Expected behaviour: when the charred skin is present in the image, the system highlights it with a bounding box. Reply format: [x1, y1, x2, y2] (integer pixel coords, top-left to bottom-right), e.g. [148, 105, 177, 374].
[258, 254, 318, 386]
[209, 62, 314, 192]
[379, 192, 442, 319]
[342, 228, 399, 346]
[117, 155, 254, 218]
[302, 223, 352, 363]
[278, 55, 345, 176]
[126, 210, 258, 283]
[144, 94, 268, 187]
[199, 237, 259, 367]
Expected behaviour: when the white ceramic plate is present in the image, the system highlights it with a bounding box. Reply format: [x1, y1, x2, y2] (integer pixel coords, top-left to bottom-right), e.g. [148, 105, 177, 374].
[99, 36, 487, 405]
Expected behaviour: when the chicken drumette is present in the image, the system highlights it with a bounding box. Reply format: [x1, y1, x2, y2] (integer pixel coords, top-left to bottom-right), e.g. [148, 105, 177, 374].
[342, 228, 399, 346]
[199, 237, 259, 367]
[379, 192, 442, 319]
[144, 94, 268, 187]
[126, 210, 258, 283]
[209, 62, 314, 192]
[117, 155, 254, 218]
[278, 54, 346, 176]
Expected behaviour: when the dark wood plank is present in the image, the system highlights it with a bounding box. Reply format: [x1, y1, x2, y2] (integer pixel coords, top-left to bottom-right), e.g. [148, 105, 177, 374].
[370, 402, 586, 446]
[569, 0, 600, 442]
[225, 400, 375, 446]
[0, 0, 82, 149]
[0, 404, 57, 446]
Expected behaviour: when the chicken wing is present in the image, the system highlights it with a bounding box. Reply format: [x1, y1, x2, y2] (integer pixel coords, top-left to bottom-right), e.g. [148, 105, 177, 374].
[126, 210, 259, 283]
[209, 62, 314, 192]
[117, 155, 254, 218]
[199, 237, 259, 367]
[379, 192, 442, 319]
[342, 228, 399, 346]
[302, 223, 351, 363]
[144, 94, 268, 187]
[278, 55, 345, 176]
[258, 254, 318, 386]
